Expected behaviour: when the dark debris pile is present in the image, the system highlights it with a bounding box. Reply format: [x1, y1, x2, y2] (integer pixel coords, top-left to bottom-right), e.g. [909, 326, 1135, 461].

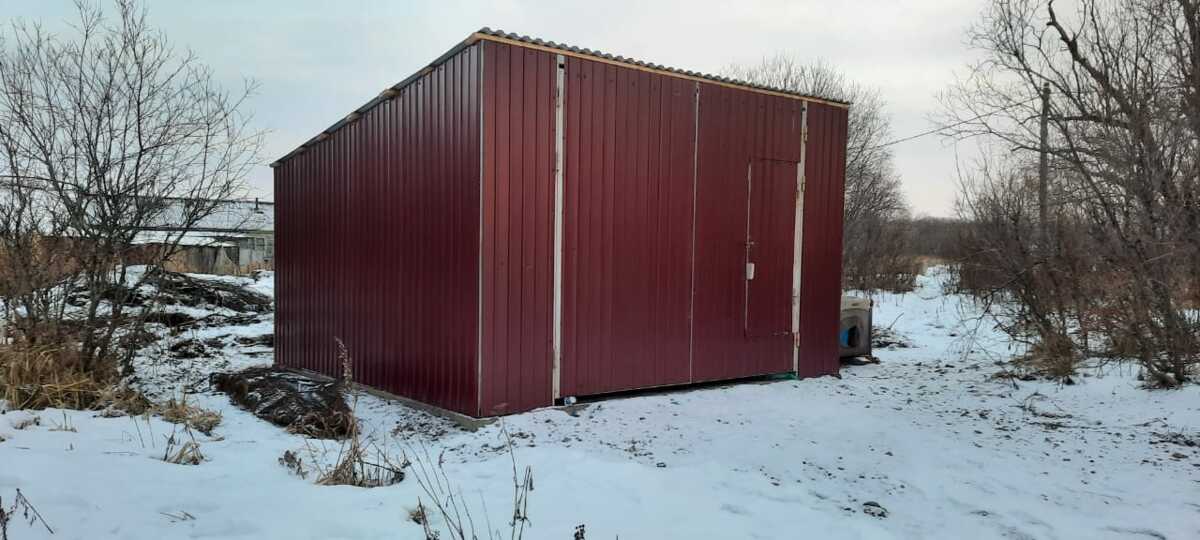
[147, 271, 271, 314]
[211, 367, 353, 439]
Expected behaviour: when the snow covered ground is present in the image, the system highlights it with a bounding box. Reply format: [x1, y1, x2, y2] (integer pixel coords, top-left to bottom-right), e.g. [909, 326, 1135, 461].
[1, 269, 1198, 539]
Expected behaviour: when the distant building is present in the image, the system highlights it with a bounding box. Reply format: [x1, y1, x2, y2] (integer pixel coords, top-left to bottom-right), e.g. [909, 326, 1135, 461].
[133, 198, 274, 275]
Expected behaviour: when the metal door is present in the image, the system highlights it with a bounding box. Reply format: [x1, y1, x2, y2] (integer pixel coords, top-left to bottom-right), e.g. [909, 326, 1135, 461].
[745, 159, 799, 338]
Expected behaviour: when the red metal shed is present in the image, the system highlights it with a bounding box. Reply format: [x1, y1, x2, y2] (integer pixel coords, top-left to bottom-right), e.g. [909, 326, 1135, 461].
[271, 29, 849, 417]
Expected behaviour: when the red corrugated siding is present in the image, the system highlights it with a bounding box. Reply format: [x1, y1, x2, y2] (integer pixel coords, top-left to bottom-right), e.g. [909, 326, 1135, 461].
[274, 44, 482, 415]
[560, 57, 695, 396]
[692, 83, 803, 382]
[797, 102, 848, 377]
[276, 36, 846, 417]
[479, 41, 556, 415]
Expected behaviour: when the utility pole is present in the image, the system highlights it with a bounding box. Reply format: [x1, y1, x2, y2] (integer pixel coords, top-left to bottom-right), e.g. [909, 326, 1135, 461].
[1038, 82, 1051, 247]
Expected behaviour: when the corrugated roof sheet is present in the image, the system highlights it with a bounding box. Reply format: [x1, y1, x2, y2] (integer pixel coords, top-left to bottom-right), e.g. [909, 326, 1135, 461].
[474, 28, 844, 104]
[271, 28, 848, 167]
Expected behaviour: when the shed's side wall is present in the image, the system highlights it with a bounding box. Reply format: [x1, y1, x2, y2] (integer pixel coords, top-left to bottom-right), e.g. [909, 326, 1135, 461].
[274, 44, 482, 415]
[691, 83, 806, 382]
[478, 40, 557, 415]
[559, 56, 696, 397]
[797, 102, 848, 377]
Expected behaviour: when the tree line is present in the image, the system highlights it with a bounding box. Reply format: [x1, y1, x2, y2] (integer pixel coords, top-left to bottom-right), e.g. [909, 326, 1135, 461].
[943, 0, 1199, 385]
[0, 0, 260, 379]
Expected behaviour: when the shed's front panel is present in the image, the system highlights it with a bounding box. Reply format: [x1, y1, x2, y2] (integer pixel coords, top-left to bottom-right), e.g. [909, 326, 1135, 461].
[691, 83, 804, 382]
[555, 59, 819, 396]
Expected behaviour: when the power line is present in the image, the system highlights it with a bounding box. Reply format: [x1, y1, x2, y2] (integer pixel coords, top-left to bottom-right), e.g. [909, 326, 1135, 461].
[869, 82, 1195, 150]
[868, 96, 1040, 150]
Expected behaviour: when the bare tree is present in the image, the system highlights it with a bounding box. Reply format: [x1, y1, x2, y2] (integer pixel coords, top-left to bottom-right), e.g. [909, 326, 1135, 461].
[0, 0, 262, 374]
[943, 0, 1200, 385]
[724, 57, 914, 291]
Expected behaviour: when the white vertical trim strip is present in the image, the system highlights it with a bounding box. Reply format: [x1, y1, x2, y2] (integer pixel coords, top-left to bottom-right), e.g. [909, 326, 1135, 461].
[743, 161, 754, 333]
[792, 104, 808, 373]
[552, 54, 566, 400]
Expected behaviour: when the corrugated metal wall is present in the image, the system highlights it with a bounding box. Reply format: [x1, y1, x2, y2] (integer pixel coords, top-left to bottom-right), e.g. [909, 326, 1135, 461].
[746, 158, 800, 339]
[478, 40, 557, 415]
[797, 102, 848, 377]
[274, 43, 482, 415]
[560, 57, 696, 396]
[692, 83, 804, 382]
[275, 36, 847, 417]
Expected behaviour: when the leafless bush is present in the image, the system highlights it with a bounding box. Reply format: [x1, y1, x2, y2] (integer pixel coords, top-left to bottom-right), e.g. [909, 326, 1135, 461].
[723, 57, 915, 292]
[954, 154, 1089, 378]
[310, 438, 407, 488]
[408, 424, 534, 540]
[0, 0, 261, 383]
[306, 339, 407, 488]
[844, 211, 920, 293]
[0, 489, 54, 540]
[906, 217, 968, 262]
[309, 424, 408, 488]
[943, 0, 1200, 384]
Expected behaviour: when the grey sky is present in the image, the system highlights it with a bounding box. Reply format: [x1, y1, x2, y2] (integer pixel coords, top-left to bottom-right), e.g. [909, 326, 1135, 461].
[3, 0, 986, 217]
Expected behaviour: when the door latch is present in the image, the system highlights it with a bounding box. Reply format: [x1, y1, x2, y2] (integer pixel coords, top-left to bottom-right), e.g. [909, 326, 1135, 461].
[746, 262, 756, 280]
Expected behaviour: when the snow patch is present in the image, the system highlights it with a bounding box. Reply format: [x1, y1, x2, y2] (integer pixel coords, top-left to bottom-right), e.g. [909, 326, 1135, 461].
[0, 267, 1197, 539]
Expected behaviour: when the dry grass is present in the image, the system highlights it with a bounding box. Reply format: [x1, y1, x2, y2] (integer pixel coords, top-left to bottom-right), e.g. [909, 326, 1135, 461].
[408, 504, 428, 526]
[162, 426, 206, 465]
[312, 437, 407, 488]
[307, 339, 407, 488]
[408, 424, 534, 540]
[296, 392, 407, 486]
[164, 440, 204, 465]
[157, 393, 221, 435]
[0, 342, 150, 414]
[48, 410, 76, 432]
[0, 343, 106, 410]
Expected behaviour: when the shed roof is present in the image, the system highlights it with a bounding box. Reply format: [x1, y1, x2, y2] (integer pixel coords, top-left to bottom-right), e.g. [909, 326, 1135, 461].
[271, 28, 849, 168]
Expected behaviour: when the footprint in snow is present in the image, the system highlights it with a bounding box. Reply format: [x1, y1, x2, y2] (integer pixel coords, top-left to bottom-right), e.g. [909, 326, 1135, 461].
[720, 503, 750, 516]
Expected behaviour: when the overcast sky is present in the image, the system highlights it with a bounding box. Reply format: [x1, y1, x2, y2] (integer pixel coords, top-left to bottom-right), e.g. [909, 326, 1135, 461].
[2, 0, 988, 217]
